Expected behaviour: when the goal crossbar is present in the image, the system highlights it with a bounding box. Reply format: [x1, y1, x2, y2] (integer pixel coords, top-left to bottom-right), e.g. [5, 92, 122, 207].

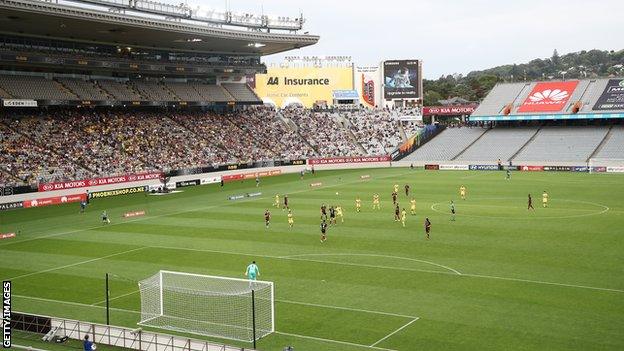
[138, 270, 274, 343]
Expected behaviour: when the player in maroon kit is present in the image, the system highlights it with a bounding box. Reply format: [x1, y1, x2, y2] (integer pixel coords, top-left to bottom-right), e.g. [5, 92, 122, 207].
[394, 204, 400, 222]
[283, 194, 289, 211]
[404, 184, 410, 196]
[392, 191, 397, 204]
[264, 209, 271, 229]
[424, 218, 431, 239]
[527, 194, 534, 210]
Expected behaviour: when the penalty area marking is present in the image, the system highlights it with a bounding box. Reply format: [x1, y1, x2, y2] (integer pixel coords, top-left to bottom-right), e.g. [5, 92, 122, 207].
[280, 253, 462, 275]
[430, 197, 609, 219]
[370, 318, 419, 347]
[14, 294, 406, 351]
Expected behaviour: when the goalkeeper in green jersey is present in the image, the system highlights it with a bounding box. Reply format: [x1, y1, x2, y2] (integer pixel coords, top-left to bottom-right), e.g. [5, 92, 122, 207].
[245, 261, 260, 281]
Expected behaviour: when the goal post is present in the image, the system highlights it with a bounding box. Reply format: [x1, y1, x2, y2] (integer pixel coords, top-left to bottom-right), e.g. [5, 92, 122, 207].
[137, 270, 274, 343]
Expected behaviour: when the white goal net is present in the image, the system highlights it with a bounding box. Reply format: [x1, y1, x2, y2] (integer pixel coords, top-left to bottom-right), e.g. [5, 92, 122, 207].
[138, 270, 274, 343]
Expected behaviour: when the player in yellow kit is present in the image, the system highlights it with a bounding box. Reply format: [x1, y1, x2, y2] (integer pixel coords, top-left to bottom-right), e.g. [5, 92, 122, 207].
[410, 198, 416, 215]
[460, 185, 466, 200]
[542, 191, 549, 208]
[336, 206, 344, 223]
[393, 184, 399, 193]
[274, 194, 280, 208]
[355, 197, 362, 213]
[287, 209, 294, 228]
[372, 193, 381, 210]
[401, 208, 407, 227]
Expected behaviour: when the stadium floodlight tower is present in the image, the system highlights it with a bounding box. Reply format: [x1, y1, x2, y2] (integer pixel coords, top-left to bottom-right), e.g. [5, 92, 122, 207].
[138, 270, 274, 344]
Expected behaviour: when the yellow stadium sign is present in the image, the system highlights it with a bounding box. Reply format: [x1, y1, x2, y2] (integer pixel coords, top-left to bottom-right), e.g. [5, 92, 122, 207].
[254, 67, 353, 108]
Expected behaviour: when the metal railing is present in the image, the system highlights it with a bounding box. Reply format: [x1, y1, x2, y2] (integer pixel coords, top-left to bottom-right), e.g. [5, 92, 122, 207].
[13, 312, 255, 351]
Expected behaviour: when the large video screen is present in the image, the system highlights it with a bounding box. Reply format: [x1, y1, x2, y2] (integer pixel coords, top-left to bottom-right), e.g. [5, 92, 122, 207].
[383, 60, 420, 99]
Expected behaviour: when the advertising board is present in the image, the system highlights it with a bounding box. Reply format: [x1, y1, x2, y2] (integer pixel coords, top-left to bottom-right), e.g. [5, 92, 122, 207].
[254, 66, 353, 108]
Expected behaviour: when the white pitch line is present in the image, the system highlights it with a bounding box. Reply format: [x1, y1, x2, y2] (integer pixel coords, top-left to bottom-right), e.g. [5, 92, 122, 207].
[281, 253, 461, 275]
[149, 245, 459, 277]
[148, 245, 624, 294]
[13, 294, 140, 314]
[15, 294, 406, 350]
[7, 247, 146, 281]
[370, 318, 419, 347]
[459, 273, 624, 293]
[91, 289, 140, 306]
[274, 331, 398, 351]
[277, 299, 418, 319]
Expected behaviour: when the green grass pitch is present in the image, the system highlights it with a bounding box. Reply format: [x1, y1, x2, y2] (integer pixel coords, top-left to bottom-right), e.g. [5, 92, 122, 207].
[1, 168, 623, 351]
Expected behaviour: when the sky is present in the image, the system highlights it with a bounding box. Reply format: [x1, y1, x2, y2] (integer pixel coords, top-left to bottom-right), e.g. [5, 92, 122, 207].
[188, 0, 624, 79]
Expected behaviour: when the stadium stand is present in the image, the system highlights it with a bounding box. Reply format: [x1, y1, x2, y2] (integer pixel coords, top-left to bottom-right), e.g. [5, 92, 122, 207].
[222, 84, 261, 103]
[590, 126, 624, 159]
[343, 109, 406, 155]
[512, 126, 609, 162]
[402, 127, 487, 161]
[57, 78, 111, 101]
[0, 75, 77, 100]
[456, 127, 538, 161]
[132, 81, 178, 102]
[471, 82, 527, 116]
[98, 80, 144, 101]
[284, 109, 361, 157]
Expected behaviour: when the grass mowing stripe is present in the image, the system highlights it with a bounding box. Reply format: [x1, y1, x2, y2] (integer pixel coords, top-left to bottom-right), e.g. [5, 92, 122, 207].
[8, 247, 146, 280]
[0, 169, 412, 248]
[274, 331, 398, 351]
[148, 245, 623, 294]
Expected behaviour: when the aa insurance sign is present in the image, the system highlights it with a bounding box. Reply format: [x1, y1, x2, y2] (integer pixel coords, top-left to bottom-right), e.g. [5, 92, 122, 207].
[2, 281, 10, 348]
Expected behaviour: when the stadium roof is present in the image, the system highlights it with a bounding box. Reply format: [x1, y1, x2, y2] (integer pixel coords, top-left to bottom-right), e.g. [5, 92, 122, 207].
[0, 0, 319, 56]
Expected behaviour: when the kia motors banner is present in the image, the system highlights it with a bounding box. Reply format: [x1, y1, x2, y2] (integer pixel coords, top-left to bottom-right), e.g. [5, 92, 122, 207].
[89, 186, 146, 199]
[439, 165, 469, 170]
[519, 165, 544, 172]
[469, 165, 499, 171]
[517, 81, 579, 113]
[222, 170, 282, 183]
[424, 164, 440, 170]
[254, 66, 353, 108]
[355, 66, 381, 108]
[593, 79, 624, 110]
[308, 155, 391, 165]
[39, 172, 163, 192]
[383, 60, 422, 100]
[23, 194, 86, 208]
[423, 105, 477, 116]
[0, 201, 23, 211]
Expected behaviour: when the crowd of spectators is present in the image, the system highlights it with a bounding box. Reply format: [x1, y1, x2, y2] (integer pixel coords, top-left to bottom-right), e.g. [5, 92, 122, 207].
[283, 108, 361, 157]
[0, 107, 419, 187]
[343, 109, 404, 155]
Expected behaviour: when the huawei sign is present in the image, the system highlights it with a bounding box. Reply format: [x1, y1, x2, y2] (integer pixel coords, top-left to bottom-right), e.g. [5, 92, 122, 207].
[518, 81, 579, 112]
[528, 89, 569, 102]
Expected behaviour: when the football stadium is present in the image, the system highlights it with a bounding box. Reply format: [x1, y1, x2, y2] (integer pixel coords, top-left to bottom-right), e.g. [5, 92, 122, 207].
[0, 0, 623, 351]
